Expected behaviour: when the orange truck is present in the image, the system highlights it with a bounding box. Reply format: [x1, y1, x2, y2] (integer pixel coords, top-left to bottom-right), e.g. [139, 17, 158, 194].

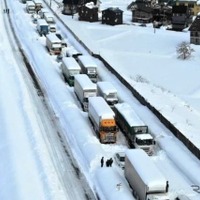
[88, 96, 118, 143]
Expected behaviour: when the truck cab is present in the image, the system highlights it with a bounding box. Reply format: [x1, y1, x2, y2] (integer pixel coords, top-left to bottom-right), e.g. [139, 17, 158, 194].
[134, 134, 155, 156]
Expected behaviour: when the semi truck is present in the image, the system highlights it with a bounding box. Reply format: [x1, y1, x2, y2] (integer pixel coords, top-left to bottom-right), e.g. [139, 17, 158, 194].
[77, 55, 98, 83]
[74, 74, 97, 111]
[88, 96, 118, 143]
[61, 57, 81, 86]
[113, 102, 155, 155]
[37, 19, 49, 36]
[125, 149, 170, 200]
[46, 33, 62, 55]
[97, 81, 118, 106]
[26, 1, 36, 13]
[44, 12, 55, 24]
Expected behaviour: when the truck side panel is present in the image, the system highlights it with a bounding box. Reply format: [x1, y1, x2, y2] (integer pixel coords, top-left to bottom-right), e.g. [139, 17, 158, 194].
[125, 153, 147, 200]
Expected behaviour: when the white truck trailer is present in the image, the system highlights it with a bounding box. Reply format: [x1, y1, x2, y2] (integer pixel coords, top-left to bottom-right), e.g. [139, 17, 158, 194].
[97, 81, 118, 106]
[46, 33, 62, 55]
[88, 96, 118, 143]
[125, 149, 170, 200]
[113, 102, 155, 155]
[61, 57, 81, 86]
[74, 74, 97, 111]
[77, 55, 98, 83]
[44, 12, 55, 24]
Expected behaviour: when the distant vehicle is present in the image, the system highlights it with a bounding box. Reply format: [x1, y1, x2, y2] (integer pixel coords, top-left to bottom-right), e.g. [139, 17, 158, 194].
[77, 55, 98, 83]
[32, 13, 38, 24]
[38, 8, 48, 18]
[88, 96, 118, 143]
[66, 46, 82, 59]
[74, 74, 97, 111]
[113, 102, 155, 155]
[26, 1, 36, 13]
[125, 149, 170, 200]
[114, 152, 125, 169]
[37, 19, 49, 36]
[33, 0, 42, 12]
[49, 24, 56, 32]
[61, 57, 81, 86]
[55, 33, 67, 47]
[56, 54, 63, 63]
[44, 12, 55, 24]
[97, 81, 118, 106]
[46, 33, 62, 55]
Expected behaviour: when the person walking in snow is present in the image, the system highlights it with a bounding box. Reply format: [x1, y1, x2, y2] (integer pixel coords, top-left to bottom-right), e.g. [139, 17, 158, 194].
[101, 156, 104, 167]
[106, 159, 110, 167]
[109, 158, 113, 167]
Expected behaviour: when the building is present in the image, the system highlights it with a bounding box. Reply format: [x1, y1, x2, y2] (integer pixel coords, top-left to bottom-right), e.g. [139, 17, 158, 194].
[78, 2, 99, 22]
[189, 15, 200, 44]
[102, 7, 123, 25]
[131, 0, 153, 23]
[62, 0, 80, 15]
[175, 0, 200, 16]
[171, 5, 190, 31]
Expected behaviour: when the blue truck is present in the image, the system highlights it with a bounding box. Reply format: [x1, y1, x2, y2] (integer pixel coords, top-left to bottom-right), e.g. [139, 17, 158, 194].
[37, 19, 49, 36]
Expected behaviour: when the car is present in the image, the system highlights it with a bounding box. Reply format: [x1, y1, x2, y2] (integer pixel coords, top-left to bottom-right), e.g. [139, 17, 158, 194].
[114, 152, 125, 169]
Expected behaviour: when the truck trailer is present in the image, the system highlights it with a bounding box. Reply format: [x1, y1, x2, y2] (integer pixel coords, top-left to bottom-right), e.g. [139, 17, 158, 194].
[97, 81, 118, 106]
[88, 96, 118, 143]
[113, 102, 155, 155]
[125, 149, 170, 200]
[77, 55, 98, 83]
[44, 12, 55, 24]
[74, 74, 97, 111]
[37, 19, 49, 36]
[61, 57, 81, 86]
[46, 33, 62, 55]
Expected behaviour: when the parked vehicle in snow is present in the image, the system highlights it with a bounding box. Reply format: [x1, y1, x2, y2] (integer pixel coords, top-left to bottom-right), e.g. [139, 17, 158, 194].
[113, 102, 155, 155]
[66, 46, 82, 58]
[49, 24, 56, 32]
[88, 96, 118, 143]
[97, 81, 118, 106]
[61, 57, 81, 86]
[55, 33, 67, 47]
[37, 19, 49, 36]
[114, 152, 125, 169]
[46, 33, 62, 55]
[74, 74, 97, 111]
[26, 1, 35, 13]
[44, 12, 55, 24]
[125, 149, 170, 200]
[38, 8, 48, 18]
[77, 55, 98, 83]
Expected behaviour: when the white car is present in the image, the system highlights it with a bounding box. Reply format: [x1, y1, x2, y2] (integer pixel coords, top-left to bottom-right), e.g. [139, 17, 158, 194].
[114, 152, 125, 169]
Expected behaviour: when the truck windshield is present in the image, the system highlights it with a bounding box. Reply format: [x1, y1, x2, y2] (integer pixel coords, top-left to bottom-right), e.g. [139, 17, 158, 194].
[101, 126, 117, 132]
[136, 138, 153, 145]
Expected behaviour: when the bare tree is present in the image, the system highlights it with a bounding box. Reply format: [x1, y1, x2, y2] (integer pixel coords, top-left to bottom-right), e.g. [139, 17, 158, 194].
[176, 42, 194, 60]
